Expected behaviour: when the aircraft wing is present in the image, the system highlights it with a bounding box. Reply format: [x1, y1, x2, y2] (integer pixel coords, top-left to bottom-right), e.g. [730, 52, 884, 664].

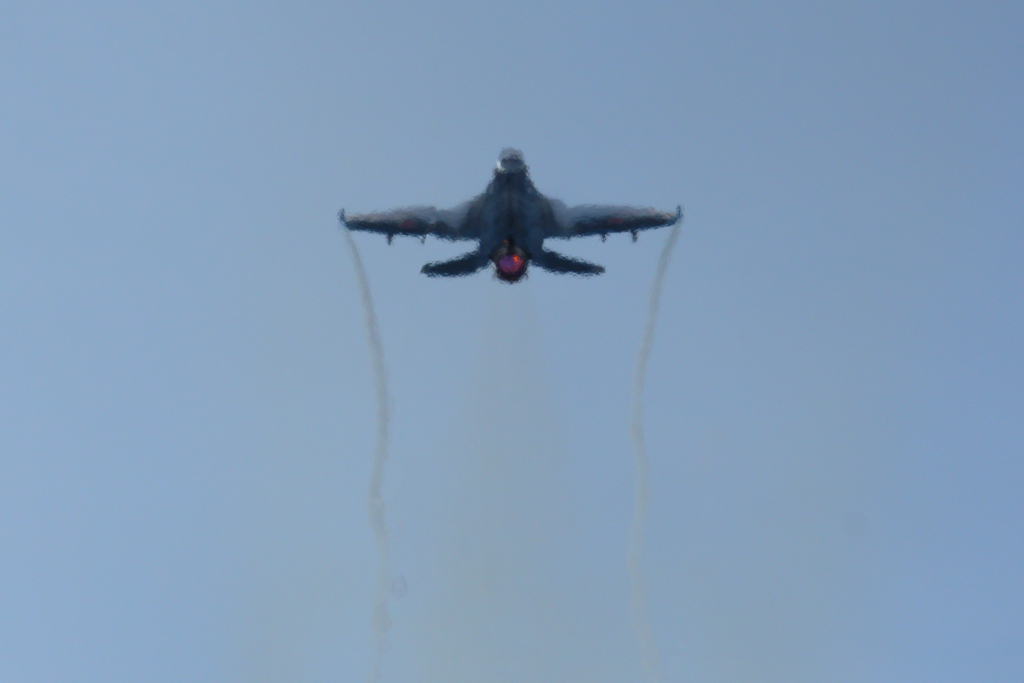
[548, 202, 681, 240]
[341, 201, 479, 242]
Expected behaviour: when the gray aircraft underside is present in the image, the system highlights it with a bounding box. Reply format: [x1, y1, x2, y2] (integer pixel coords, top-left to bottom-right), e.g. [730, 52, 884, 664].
[340, 148, 682, 282]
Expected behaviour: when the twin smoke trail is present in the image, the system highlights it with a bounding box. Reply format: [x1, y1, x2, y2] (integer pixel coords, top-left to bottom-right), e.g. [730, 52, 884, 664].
[345, 221, 681, 682]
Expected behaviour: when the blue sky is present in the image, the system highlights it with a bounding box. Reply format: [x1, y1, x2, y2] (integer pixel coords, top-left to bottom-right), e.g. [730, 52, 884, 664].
[1, 2, 1021, 681]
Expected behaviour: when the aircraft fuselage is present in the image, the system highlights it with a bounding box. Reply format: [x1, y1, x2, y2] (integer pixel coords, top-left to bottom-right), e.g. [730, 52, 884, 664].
[475, 169, 548, 281]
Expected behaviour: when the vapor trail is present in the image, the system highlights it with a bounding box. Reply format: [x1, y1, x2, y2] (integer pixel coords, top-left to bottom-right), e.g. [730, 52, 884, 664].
[628, 221, 682, 682]
[342, 226, 393, 683]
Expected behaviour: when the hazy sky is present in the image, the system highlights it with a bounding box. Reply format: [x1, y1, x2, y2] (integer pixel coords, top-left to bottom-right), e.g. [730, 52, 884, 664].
[1, 2, 1021, 682]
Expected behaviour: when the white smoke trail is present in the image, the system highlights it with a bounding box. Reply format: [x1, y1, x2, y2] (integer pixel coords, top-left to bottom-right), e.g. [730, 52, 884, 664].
[628, 221, 682, 682]
[342, 227, 393, 683]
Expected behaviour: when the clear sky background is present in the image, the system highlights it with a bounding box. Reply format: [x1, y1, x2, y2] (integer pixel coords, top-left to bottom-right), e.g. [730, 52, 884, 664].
[1, 2, 1021, 682]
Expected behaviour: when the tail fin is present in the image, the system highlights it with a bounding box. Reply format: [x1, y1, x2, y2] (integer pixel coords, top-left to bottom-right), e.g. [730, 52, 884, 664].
[421, 251, 489, 277]
[532, 249, 605, 276]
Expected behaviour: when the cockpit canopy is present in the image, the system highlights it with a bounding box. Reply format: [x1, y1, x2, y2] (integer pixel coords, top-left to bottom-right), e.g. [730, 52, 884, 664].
[497, 147, 526, 174]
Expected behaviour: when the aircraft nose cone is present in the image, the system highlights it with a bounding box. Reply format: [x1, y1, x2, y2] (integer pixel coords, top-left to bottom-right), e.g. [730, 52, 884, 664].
[498, 147, 525, 172]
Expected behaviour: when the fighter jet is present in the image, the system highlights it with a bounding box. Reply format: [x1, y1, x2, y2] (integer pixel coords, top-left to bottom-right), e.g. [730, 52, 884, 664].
[340, 148, 681, 283]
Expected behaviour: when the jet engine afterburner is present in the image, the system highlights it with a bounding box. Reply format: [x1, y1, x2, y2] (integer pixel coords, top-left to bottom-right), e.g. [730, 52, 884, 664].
[492, 240, 529, 283]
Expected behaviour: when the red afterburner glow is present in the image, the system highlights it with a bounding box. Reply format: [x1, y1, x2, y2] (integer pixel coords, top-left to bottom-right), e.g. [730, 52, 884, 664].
[498, 254, 522, 274]
[495, 251, 527, 282]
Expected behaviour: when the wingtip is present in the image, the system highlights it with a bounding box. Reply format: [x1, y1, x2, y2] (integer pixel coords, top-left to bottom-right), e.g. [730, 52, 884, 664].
[675, 205, 683, 223]
[338, 208, 347, 225]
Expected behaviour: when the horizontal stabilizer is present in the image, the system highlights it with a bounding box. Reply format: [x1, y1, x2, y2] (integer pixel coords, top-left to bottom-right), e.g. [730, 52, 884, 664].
[421, 251, 489, 277]
[533, 249, 605, 276]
